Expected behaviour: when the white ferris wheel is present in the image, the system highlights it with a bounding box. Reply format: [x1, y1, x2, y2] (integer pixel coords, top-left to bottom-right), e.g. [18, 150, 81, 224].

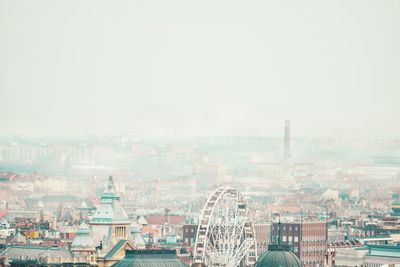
[193, 187, 257, 267]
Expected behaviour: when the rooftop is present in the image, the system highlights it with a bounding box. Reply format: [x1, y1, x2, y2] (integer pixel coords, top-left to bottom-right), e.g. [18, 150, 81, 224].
[90, 176, 129, 224]
[0, 245, 72, 260]
[255, 249, 303, 267]
[71, 221, 95, 251]
[112, 249, 189, 267]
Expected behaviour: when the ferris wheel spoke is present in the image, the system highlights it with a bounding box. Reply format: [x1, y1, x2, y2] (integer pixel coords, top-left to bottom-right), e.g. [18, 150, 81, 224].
[194, 187, 257, 267]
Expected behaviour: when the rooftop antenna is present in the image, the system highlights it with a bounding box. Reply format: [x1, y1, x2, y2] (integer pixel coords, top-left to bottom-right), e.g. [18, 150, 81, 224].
[325, 206, 329, 223]
[300, 209, 303, 224]
[104, 175, 113, 192]
[278, 214, 282, 245]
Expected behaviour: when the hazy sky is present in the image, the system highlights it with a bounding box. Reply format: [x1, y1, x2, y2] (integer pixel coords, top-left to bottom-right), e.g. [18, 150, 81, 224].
[1, 0, 399, 138]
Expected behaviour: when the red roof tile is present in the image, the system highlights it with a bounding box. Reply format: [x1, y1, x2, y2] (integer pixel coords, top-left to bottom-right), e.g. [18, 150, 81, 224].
[144, 215, 185, 225]
[0, 210, 8, 219]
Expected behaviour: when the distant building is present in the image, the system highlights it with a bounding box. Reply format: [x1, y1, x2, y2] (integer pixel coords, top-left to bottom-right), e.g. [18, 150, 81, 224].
[253, 223, 270, 257]
[326, 239, 363, 267]
[0, 245, 75, 267]
[335, 244, 400, 267]
[271, 221, 328, 267]
[0, 176, 136, 267]
[182, 224, 197, 247]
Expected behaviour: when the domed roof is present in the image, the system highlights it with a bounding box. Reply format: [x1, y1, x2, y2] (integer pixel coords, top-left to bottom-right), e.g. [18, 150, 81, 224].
[255, 245, 302, 267]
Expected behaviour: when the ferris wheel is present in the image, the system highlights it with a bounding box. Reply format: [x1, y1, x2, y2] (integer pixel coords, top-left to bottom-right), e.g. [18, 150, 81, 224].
[193, 187, 257, 267]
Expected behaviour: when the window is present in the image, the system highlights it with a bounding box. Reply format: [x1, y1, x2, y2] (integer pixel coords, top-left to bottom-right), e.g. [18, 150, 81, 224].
[294, 236, 299, 242]
[282, 236, 287, 242]
[115, 226, 126, 238]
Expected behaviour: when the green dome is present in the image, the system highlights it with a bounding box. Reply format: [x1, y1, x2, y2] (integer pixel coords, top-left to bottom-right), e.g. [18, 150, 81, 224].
[255, 245, 302, 267]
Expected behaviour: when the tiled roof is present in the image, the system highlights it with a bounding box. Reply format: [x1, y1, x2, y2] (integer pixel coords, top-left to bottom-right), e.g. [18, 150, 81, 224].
[112, 249, 189, 267]
[71, 221, 95, 250]
[105, 239, 129, 259]
[0, 210, 8, 219]
[144, 215, 185, 225]
[328, 239, 362, 248]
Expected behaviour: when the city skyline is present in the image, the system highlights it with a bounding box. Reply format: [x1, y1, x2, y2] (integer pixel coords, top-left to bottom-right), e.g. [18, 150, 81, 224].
[1, 1, 400, 267]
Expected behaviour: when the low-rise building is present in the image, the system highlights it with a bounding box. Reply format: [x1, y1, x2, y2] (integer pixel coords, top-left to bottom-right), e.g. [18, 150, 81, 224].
[335, 244, 400, 267]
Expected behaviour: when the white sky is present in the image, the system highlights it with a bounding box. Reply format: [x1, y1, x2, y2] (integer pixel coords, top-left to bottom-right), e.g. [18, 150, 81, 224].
[1, 0, 399, 138]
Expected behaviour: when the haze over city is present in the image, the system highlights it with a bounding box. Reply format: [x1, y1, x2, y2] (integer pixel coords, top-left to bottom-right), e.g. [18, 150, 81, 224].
[1, 0, 399, 138]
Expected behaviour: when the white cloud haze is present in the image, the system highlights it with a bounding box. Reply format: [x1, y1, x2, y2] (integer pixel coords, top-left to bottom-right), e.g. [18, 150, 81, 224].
[1, 0, 399, 138]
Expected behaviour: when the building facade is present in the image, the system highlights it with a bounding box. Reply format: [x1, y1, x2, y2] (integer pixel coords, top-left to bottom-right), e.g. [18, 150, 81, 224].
[254, 223, 271, 257]
[271, 221, 328, 267]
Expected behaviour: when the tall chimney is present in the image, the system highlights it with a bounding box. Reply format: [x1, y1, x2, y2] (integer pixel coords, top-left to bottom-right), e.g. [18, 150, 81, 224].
[284, 120, 291, 160]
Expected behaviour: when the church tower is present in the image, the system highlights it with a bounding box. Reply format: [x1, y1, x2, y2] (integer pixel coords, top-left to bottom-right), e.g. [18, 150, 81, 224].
[89, 176, 131, 254]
